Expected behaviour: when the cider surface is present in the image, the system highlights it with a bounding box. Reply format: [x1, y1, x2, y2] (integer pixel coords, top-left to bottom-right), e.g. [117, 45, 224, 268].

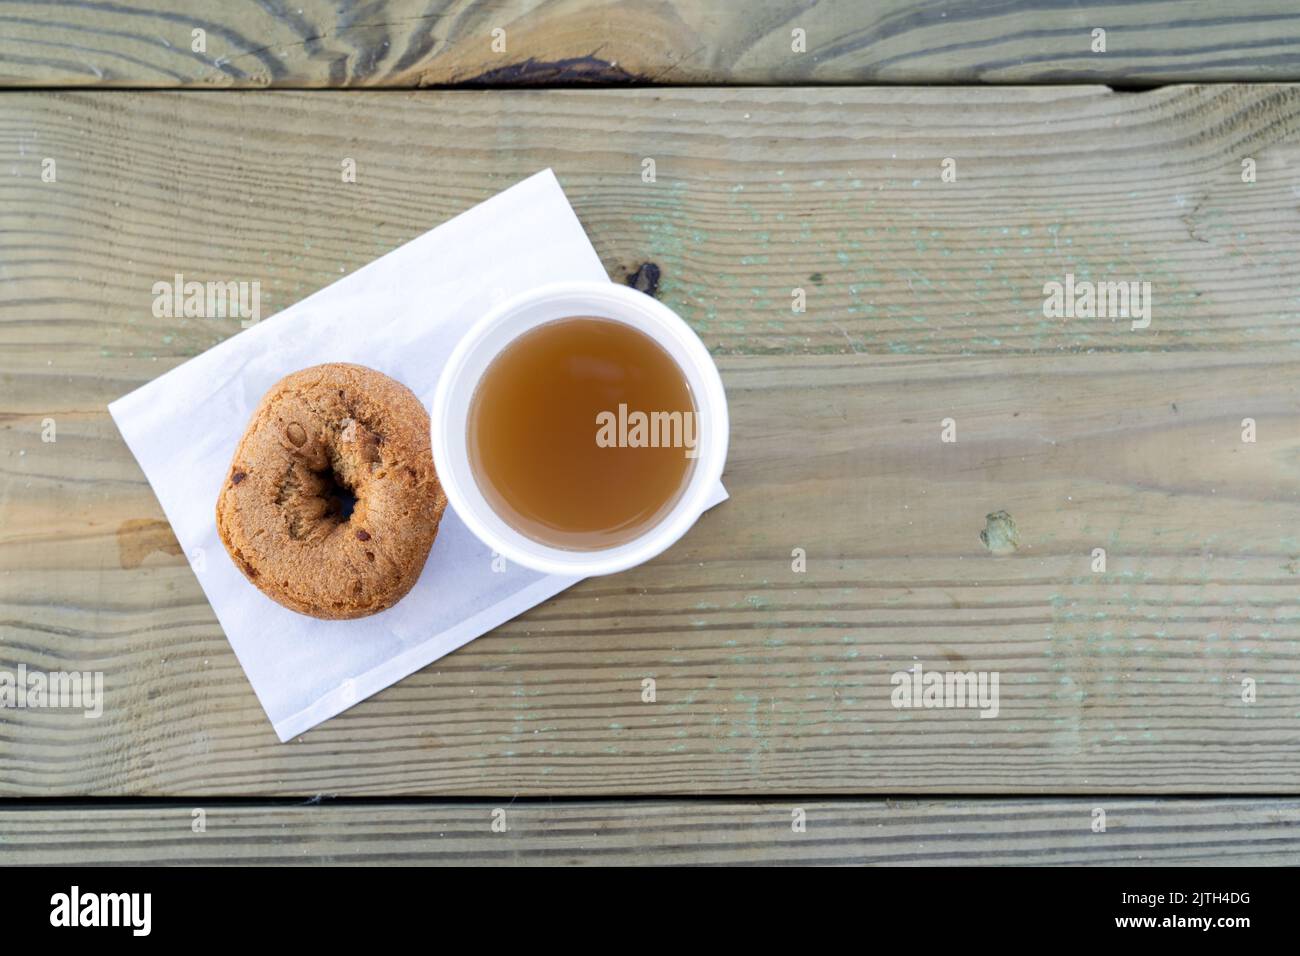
[468, 317, 698, 551]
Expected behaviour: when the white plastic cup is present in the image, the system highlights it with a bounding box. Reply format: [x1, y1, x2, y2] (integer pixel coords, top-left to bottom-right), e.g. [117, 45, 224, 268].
[432, 281, 729, 576]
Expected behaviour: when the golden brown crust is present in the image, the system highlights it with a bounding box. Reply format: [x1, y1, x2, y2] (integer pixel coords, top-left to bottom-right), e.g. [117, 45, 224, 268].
[215, 363, 447, 619]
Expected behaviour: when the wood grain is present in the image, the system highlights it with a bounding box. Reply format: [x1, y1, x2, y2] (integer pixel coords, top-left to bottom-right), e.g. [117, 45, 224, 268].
[4, 1, 1300, 88]
[2, 85, 1299, 357]
[2, 87, 1300, 796]
[1, 798, 1296, 865]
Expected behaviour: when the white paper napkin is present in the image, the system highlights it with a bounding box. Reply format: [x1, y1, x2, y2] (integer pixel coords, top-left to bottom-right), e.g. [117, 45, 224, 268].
[109, 169, 727, 742]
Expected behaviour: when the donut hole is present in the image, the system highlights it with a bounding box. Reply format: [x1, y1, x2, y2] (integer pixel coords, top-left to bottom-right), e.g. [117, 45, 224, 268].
[317, 463, 358, 523]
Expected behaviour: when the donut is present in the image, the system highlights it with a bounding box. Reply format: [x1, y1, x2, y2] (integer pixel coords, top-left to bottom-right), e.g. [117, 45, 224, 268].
[216, 363, 447, 619]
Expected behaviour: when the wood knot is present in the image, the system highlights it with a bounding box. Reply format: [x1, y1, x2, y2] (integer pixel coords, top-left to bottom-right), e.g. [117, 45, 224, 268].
[980, 510, 1020, 555]
[626, 262, 661, 298]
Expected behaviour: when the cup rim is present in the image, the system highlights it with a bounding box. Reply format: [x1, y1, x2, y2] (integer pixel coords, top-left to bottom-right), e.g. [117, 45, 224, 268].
[431, 280, 729, 576]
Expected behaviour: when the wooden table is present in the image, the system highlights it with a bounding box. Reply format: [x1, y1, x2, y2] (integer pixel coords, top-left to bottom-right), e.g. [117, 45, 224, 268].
[3, 1, 1300, 865]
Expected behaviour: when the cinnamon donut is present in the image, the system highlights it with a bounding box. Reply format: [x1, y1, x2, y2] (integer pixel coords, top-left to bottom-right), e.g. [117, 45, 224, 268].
[216, 363, 447, 619]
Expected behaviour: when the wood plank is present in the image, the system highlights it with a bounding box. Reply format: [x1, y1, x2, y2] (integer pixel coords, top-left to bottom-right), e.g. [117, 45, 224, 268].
[1, 798, 1296, 865]
[2, 86, 1299, 358]
[2, 87, 1300, 796]
[6, 351, 1300, 795]
[4, 1, 1300, 88]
